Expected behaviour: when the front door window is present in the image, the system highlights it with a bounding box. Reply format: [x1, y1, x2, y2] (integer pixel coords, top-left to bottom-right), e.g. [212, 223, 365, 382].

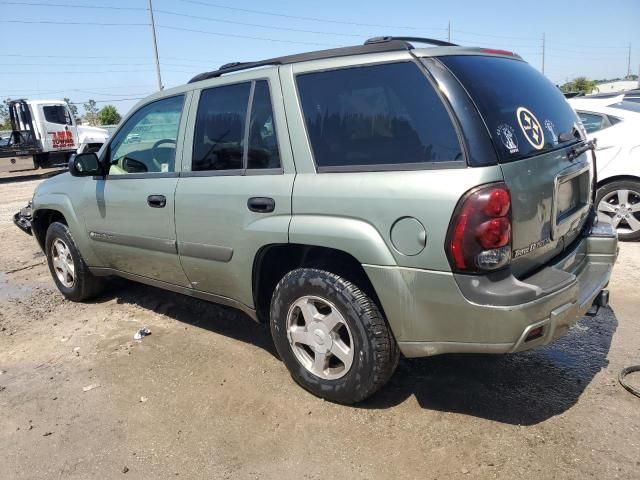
[107, 95, 184, 174]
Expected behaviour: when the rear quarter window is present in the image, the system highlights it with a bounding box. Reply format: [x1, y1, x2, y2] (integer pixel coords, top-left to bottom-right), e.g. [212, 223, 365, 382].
[440, 55, 582, 162]
[296, 62, 463, 170]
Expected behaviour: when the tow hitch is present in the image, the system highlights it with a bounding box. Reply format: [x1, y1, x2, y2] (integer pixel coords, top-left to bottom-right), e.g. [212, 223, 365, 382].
[13, 202, 33, 236]
[585, 289, 609, 317]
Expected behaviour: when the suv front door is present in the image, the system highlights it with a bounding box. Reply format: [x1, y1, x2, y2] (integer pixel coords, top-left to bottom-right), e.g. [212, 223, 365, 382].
[81, 94, 191, 286]
[175, 72, 295, 308]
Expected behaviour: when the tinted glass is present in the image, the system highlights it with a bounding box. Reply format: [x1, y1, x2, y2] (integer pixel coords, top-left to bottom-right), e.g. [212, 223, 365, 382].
[43, 105, 72, 125]
[247, 81, 281, 169]
[610, 100, 640, 113]
[440, 55, 583, 162]
[192, 82, 250, 171]
[577, 112, 605, 133]
[108, 95, 184, 174]
[296, 62, 462, 169]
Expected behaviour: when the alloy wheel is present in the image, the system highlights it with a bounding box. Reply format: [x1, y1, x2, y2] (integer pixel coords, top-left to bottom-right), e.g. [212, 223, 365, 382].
[597, 188, 640, 235]
[286, 295, 354, 380]
[51, 238, 75, 288]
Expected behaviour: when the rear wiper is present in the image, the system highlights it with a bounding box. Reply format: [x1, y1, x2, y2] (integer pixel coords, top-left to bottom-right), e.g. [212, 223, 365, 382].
[567, 139, 596, 161]
[557, 125, 582, 143]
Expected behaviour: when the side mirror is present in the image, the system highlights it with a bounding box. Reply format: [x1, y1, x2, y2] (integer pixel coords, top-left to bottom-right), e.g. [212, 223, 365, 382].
[69, 152, 103, 177]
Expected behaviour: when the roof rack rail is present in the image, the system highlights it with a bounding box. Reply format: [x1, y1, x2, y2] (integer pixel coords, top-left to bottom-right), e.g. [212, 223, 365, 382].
[188, 36, 454, 83]
[365, 36, 458, 47]
[189, 59, 284, 83]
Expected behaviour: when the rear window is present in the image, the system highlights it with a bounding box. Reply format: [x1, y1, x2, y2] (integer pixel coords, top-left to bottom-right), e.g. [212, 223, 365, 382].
[440, 55, 582, 162]
[296, 62, 463, 170]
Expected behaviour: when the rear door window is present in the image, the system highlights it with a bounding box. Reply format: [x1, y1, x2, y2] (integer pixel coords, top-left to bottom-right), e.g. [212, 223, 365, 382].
[192, 80, 281, 172]
[192, 82, 251, 171]
[439, 55, 583, 162]
[296, 62, 463, 170]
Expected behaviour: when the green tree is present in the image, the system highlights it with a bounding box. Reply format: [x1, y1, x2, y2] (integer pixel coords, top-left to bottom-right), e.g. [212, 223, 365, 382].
[97, 104, 121, 126]
[560, 76, 598, 94]
[0, 98, 12, 130]
[63, 98, 78, 119]
[83, 99, 99, 126]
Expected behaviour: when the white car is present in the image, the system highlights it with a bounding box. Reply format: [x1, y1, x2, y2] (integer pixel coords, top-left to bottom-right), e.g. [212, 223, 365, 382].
[568, 95, 640, 241]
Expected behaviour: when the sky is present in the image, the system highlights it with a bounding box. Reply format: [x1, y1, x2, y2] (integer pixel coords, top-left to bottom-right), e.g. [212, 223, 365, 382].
[1, 0, 639, 117]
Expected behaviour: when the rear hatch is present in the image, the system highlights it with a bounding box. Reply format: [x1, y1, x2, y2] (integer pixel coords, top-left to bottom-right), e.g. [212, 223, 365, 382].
[439, 54, 592, 278]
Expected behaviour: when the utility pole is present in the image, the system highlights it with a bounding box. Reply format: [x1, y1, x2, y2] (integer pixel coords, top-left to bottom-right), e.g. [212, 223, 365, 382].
[148, 0, 163, 91]
[448, 21, 451, 43]
[541, 32, 546, 75]
[627, 43, 632, 79]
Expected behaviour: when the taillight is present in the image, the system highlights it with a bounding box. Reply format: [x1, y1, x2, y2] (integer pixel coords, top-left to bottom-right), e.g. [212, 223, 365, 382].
[446, 183, 512, 273]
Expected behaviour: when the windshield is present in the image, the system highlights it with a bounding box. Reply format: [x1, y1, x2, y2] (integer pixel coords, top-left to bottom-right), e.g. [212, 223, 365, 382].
[609, 101, 640, 113]
[439, 55, 583, 163]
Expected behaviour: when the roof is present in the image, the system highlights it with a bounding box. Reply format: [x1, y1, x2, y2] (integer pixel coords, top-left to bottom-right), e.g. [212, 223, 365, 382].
[188, 36, 458, 84]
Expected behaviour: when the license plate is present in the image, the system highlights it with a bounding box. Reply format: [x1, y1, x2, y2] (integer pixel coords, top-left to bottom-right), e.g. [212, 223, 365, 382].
[557, 171, 589, 222]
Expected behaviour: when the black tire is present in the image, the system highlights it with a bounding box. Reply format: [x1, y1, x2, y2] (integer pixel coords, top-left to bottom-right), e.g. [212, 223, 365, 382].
[45, 222, 104, 301]
[270, 268, 399, 404]
[596, 180, 640, 242]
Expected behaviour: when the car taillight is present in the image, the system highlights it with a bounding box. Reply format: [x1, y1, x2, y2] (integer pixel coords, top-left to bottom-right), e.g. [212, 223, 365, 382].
[446, 183, 512, 273]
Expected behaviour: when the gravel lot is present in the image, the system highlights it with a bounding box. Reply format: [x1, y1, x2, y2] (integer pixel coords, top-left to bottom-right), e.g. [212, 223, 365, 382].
[1, 175, 639, 479]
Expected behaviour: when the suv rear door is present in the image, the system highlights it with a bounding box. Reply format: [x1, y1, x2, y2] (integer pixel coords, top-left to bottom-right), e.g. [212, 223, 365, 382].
[439, 55, 593, 277]
[174, 69, 295, 308]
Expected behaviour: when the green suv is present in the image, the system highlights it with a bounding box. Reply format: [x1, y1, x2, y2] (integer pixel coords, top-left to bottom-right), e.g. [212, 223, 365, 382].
[17, 37, 618, 404]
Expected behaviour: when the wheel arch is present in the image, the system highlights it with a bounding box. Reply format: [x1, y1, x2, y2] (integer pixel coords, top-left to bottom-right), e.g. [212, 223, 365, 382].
[31, 194, 101, 265]
[597, 174, 640, 189]
[32, 208, 67, 250]
[252, 243, 386, 323]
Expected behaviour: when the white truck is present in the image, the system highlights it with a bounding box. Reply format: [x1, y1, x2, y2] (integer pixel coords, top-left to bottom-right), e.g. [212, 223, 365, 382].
[0, 99, 109, 173]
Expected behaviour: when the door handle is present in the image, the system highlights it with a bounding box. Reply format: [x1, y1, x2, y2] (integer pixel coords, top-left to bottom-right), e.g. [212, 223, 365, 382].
[147, 195, 166, 208]
[247, 197, 275, 213]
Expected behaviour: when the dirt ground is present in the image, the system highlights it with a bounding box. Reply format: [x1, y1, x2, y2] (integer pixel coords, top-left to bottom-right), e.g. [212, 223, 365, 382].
[1, 175, 639, 480]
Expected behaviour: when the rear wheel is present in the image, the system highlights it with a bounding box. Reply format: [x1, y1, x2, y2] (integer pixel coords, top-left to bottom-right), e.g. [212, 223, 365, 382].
[45, 222, 104, 301]
[270, 268, 399, 404]
[596, 180, 640, 241]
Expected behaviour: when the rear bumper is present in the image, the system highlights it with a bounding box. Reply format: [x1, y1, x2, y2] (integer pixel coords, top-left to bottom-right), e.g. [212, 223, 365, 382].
[365, 223, 618, 358]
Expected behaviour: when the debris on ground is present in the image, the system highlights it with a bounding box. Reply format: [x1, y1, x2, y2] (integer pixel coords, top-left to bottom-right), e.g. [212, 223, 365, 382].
[122, 466, 130, 474]
[82, 384, 101, 392]
[140, 396, 148, 403]
[133, 328, 151, 340]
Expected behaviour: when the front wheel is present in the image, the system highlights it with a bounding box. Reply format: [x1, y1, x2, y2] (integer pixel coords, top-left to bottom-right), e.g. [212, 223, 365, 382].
[45, 222, 104, 301]
[270, 268, 399, 404]
[596, 180, 640, 241]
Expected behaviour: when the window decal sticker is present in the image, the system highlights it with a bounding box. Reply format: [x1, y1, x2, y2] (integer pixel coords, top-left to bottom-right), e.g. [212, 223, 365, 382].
[516, 106, 544, 150]
[496, 124, 519, 154]
[544, 119, 558, 144]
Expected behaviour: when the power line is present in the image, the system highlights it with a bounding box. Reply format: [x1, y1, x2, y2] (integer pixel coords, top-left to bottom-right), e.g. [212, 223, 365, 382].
[0, 1, 144, 10]
[0, 69, 194, 74]
[0, 19, 147, 26]
[175, 0, 446, 31]
[155, 9, 368, 38]
[157, 24, 341, 47]
[0, 53, 221, 65]
[68, 97, 145, 104]
[452, 28, 539, 41]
